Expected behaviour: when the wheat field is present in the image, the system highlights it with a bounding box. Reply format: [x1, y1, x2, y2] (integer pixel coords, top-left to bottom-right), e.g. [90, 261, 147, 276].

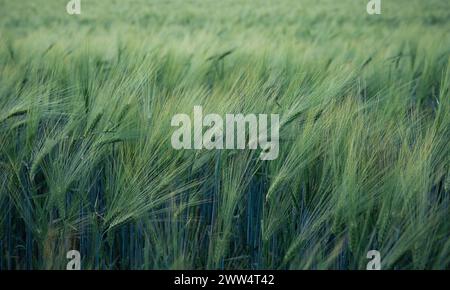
[0, 0, 449, 269]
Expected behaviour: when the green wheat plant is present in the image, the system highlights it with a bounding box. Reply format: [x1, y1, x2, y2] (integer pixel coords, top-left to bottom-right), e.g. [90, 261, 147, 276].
[0, 0, 449, 269]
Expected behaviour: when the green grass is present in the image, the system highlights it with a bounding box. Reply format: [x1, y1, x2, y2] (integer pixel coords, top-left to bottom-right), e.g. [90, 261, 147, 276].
[0, 0, 449, 269]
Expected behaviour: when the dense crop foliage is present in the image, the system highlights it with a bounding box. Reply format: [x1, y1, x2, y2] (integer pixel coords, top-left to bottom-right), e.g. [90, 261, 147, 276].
[0, 0, 449, 269]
